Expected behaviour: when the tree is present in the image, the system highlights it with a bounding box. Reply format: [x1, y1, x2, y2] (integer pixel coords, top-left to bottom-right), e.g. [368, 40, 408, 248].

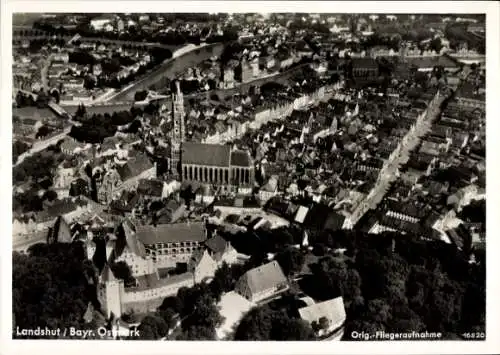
[365, 299, 392, 324]
[275, 247, 305, 276]
[36, 125, 52, 138]
[83, 77, 96, 90]
[44, 189, 58, 201]
[13, 243, 96, 338]
[137, 315, 169, 340]
[429, 37, 443, 53]
[458, 199, 485, 224]
[110, 261, 135, 287]
[179, 185, 195, 208]
[159, 296, 183, 314]
[312, 316, 330, 332]
[179, 294, 224, 340]
[75, 103, 87, 119]
[134, 90, 148, 102]
[158, 308, 178, 329]
[12, 140, 31, 164]
[234, 306, 274, 340]
[269, 314, 314, 340]
[210, 262, 235, 299]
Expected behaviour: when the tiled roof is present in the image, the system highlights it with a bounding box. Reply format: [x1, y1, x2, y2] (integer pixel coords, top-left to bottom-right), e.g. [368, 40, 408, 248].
[130, 272, 193, 292]
[298, 297, 346, 329]
[182, 142, 231, 167]
[37, 198, 87, 223]
[135, 222, 206, 245]
[239, 261, 288, 296]
[137, 179, 163, 197]
[205, 234, 230, 254]
[303, 203, 345, 231]
[230, 150, 252, 167]
[46, 216, 72, 244]
[114, 218, 146, 259]
[352, 58, 379, 70]
[101, 263, 117, 283]
[116, 155, 154, 181]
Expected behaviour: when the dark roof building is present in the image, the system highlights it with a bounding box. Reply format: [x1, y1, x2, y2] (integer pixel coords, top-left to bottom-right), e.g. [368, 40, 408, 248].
[182, 142, 231, 167]
[116, 155, 155, 181]
[135, 222, 206, 246]
[47, 215, 73, 244]
[230, 150, 252, 167]
[137, 179, 163, 198]
[302, 203, 346, 231]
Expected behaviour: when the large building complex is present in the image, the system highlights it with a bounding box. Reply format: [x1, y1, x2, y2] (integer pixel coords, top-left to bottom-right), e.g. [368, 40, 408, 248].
[169, 80, 255, 194]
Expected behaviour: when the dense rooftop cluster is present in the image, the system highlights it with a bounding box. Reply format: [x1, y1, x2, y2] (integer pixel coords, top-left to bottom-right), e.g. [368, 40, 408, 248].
[12, 12, 486, 342]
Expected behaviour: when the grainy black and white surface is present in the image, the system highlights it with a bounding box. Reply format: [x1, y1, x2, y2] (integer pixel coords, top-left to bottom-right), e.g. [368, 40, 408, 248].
[11, 11, 486, 342]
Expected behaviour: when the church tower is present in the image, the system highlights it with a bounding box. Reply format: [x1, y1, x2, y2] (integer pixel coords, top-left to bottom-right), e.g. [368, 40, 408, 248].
[170, 80, 185, 174]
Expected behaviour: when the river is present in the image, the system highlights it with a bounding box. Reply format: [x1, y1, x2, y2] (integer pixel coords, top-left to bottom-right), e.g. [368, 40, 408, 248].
[110, 42, 224, 101]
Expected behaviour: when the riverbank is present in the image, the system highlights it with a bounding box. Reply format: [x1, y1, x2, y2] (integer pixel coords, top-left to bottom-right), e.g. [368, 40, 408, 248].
[108, 42, 223, 102]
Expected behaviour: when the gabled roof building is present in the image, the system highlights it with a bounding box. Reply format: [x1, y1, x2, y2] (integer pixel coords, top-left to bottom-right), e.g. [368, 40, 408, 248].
[235, 260, 289, 303]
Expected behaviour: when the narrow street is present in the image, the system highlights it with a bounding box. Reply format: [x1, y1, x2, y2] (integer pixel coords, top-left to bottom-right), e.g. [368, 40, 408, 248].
[14, 126, 71, 166]
[348, 91, 446, 226]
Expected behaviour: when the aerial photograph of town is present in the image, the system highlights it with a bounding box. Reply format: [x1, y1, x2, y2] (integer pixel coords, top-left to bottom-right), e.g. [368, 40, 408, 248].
[11, 11, 487, 342]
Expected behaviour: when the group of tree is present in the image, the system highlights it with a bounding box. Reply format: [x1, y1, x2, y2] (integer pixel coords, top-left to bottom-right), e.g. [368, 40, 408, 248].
[339, 233, 486, 339]
[12, 140, 31, 164]
[70, 120, 117, 144]
[133, 258, 267, 340]
[234, 304, 315, 340]
[15, 90, 52, 109]
[361, 32, 401, 51]
[445, 23, 485, 54]
[13, 145, 65, 186]
[225, 225, 485, 339]
[458, 199, 486, 224]
[134, 90, 148, 102]
[27, 38, 66, 52]
[70, 109, 137, 143]
[146, 282, 224, 340]
[68, 50, 96, 66]
[35, 124, 55, 139]
[13, 242, 98, 338]
[15, 91, 37, 108]
[110, 261, 136, 287]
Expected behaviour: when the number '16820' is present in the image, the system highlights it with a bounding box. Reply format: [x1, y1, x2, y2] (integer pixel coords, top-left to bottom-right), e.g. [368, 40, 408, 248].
[461, 332, 486, 340]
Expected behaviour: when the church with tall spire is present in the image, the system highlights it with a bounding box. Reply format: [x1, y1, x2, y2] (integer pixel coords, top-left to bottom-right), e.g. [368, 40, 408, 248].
[169, 80, 185, 175]
[168, 80, 255, 194]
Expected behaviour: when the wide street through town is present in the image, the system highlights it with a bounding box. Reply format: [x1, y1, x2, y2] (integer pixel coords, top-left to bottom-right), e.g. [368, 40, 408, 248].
[349, 91, 447, 226]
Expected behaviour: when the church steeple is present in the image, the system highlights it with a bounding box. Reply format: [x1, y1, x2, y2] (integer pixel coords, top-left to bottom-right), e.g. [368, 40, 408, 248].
[170, 80, 185, 174]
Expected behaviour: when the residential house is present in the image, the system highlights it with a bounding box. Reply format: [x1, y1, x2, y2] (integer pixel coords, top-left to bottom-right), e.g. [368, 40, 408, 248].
[194, 184, 216, 205]
[189, 249, 218, 283]
[63, 78, 85, 90]
[446, 223, 473, 252]
[53, 52, 69, 63]
[136, 179, 164, 200]
[204, 234, 238, 265]
[235, 260, 289, 303]
[53, 164, 76, 198]
[298, 296, 346, 340]
[114, 154, 157, 194]
[155, 199, 186, 224]
[46, 215, 73, 244]
[259, 175, 279, 205]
